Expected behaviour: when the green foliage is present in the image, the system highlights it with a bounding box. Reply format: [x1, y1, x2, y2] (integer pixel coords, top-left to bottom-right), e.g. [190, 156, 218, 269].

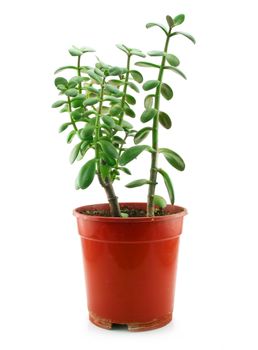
[52, 14, 194, 217]
[153, 195, 167, 208]
[159, 148, 185, 171]
[126, 179, 151, 188]
[77, 159, 96, 189]
[119, 145, 149, 166]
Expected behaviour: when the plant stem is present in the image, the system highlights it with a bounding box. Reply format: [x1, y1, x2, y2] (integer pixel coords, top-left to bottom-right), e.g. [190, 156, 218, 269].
[95, 77, 121, 217]
[67, 96, 78, 131]
[147, 31, 171, 216]
[118, 53, 131, 126]
[77, 56, 82, 94]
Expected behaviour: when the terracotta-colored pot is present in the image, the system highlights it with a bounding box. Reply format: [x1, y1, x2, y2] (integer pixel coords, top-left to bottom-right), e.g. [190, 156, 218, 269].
[74, 202, 187, 332]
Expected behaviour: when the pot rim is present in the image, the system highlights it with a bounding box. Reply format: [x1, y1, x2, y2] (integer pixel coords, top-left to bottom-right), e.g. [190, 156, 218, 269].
[73, 202, 187, 223]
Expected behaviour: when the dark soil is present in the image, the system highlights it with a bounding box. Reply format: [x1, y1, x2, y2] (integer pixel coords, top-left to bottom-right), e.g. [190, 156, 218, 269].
[79, 206, 171, 217]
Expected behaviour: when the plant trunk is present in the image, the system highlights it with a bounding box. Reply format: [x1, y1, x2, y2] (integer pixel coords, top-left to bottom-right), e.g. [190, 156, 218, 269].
[103, 178, 121, 217]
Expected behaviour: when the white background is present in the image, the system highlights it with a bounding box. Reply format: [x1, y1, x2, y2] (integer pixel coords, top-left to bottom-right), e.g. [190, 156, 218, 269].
[0, 0, 258, 349]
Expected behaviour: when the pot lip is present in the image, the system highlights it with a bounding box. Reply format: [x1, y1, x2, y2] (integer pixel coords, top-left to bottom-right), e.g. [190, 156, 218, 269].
[73, 202, 187, 223]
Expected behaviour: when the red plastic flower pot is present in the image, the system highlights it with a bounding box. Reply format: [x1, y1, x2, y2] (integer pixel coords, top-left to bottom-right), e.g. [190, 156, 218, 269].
[74, 202, 187, 332]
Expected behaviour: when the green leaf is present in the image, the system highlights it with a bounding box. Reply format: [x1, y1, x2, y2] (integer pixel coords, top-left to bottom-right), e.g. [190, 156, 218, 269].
[126, 179, 151, 188]
[166, 15, 174, 28]
[119, 145, 149, 166]
[65, 88, 78, 97]
[143, 80, 160, 91]
[140, 108, 157, 123]
[161, 83, 173, 100]
[125, 94, 136, 105]
[102, 153, 116, 166]
[109, 66, 125, 76]
[135, 61, 160, 69]
[80, 47, 95, 53]
[118, 167, 131, 175]
[173, 14, 185, 26]
[78, 159, 96, 189]
[67, 130, 76, 143]
[134, 127, 152, 144]
[159, 148, 185, 171]
[98, 140, 118, 159]
[158, 168, 175, 204]
[153, 195, 167, 209]
[166, 54, 180, 67]
[130, 70, 143, 83]
[69, 142, 82, 164]
[59, 122, 71, 133]
[164, 66, 187, 79]
[104, 96, 121, 103]
[52, 100, 67, 108]
[144, 95, 154, 109]
[125, 107, 136, 118]
[80, 124, 95, 140]
[120, 212, 129, 218]
[128, 81, 140, 93]
[159, 111, 172, 129]
[130, 49, 146, 58]
[110, 105, 123, 116]
[55, 77, 68, 89]
[170, 31, 196, 44]
[94, 67, 105, 77]
[54, 66, 77, 74]
[121, 120, 133, 129]
[146, 22, 168, 35]
[87, 70, 102, 83]
[148, 50, 164, 57]
[69, 46, 83, 56]
[102, 115, 115, 128]
[116, 44, 129, 54]
[83, 97, 99, 106]
[105, 84, 123, 96]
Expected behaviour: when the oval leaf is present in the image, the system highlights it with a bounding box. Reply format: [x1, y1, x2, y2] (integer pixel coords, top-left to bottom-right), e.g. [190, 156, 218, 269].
[144, 95, 154, 109]
[59, 122, 71, 133]
[159, 111, 172, 129]
[78, 159, 96, 189]
[130, 70, 143, 83]
[153, 195, 167, 209]
[55, 77, 68, 88]
[67, 130, 76, 144]
[173, 14, 185, 26]
[126, 179, 151, 188]
[83, 97, 99, 106]
[54, 66, 77, 74]
[166, 15, 174, 28]
[65, 88, 78, 97]
[161, 83, 173, 100]
[125, 107, 136, 118]
[134, 127, 152, 144]
[69, 46, 82, 56]
[159, 148, 185, 171]
[98, 140, 118, 159]
[170, 31, 196, 44]
[146, 22, 168, 35]
[148, 50, 164, 57]
[135, 61, 160, 69]
[119, 145, 149, 166]
[166, 54, 180, 67]
[51, 100, 67, 108]
[143, 80, 160, 91]
[69, 142, 82, 164]
[125, 94, 136, 105]
[141, 108, 157, 123]
[158, 168, 175, 204]
[165, 66, 187, 79]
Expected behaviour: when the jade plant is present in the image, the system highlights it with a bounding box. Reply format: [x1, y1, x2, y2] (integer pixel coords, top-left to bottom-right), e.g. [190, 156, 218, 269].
[52, 14, 195, 217]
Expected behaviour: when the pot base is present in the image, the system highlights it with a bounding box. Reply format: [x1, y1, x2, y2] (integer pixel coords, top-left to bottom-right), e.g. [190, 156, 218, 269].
[89, 312, 172, 332]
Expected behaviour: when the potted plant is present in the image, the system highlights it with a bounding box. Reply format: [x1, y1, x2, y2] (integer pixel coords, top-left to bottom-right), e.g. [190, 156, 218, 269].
[52, 14, 195, 331]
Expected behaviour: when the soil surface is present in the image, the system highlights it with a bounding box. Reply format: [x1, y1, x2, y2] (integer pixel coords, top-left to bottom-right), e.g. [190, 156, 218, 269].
[79, 206, 171, 217]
